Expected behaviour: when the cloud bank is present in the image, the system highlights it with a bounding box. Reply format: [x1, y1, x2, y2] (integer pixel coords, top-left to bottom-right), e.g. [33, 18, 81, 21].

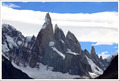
[2, 4, 118, 45]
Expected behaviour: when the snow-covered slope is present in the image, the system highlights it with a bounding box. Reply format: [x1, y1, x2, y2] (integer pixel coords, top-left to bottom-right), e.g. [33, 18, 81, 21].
[12, 62, 82, 79]
[86, 55, 103, 75]
[106, 51, 118, 62]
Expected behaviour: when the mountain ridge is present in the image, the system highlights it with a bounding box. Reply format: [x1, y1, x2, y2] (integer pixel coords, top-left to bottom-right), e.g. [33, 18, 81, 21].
[2, 13, 110, 79]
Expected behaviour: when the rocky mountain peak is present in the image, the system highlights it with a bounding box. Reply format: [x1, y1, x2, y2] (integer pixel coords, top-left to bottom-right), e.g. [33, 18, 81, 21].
[66, 31, 81, 54]
[29, 13, 54, 68]
[54, 24, 66, 41]
[55, 24, 59, 31]
[35, 13, 54, 48]
[84, 49, 88, 52]
[66, 31, 78, 43]
[2, 24, 16, 30]
[31, 35, 36, 41]
[100, 56, 103, 60]
[55, 24, 58, 28]
[84, 49, 91, 59]
[91, 46, 96, 55]
[66, 31, 73, 38]
[45, 13, 51, 23]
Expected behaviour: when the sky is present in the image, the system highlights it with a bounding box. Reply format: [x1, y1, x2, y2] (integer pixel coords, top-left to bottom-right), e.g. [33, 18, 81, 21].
[2, 2, 118, 13]
[80, 42, 118, 59]
[2, 2, 118, 58]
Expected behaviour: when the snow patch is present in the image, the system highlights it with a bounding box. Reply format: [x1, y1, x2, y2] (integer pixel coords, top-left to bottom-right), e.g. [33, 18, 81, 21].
[99, 62, 104, 67]
[42, 23, 47, 29]
[60, 39, 64, 43]
[49, 41, 55, 47]
[26, 36, 32, 42]
[24, 42, 28, 47]
[67, 49, 79, 55]
[2, 42, 9, 53]
[6, 35, 17, 48]
[17, 41, 22, 45]
[85, 55, 103, 75]
[89, 72, 99, 78]
[52, 47, 65, 59]
[11, 62, 80, 79]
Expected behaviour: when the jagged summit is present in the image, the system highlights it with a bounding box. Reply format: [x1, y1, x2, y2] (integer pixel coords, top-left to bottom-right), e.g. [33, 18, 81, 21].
[66, 31, 73, 36]
[91, 46, 96, 55]
[54, 24, 65, 40]
[55, 24, 59, 28]
[2, 24, 16, 31]
[45, 13, 51, 22]
[100, 56, 103, 60]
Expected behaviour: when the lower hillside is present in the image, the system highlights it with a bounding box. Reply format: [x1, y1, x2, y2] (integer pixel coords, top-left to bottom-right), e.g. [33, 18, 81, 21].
[2, 56, 32, 79]
[96, 55, 118, 79]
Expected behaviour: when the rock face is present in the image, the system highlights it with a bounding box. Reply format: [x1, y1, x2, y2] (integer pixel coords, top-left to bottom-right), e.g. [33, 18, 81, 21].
[2, 56, 32, 79]
[2, 24, 30, 67]
[97, 55, 118, 79]
[2, 13, 110, 79]
[29, 13, 54, 68]
[66, 31, 81, 54]
[91, 46, 108, 70]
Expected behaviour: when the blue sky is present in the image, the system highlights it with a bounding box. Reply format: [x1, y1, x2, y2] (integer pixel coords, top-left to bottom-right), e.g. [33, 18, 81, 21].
[80, 42, 118, 56]
[3, 2, 118, 13]
[2, 2, 118, 58]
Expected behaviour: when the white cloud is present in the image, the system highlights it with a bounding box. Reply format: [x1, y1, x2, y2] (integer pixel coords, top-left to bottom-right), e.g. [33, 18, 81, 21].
[101, 51, 108, 55]
[92, 42, 117, 46]
[2, 6, 118, 45]
[2, 3, 20, 8]
[98, 51, 110, 59]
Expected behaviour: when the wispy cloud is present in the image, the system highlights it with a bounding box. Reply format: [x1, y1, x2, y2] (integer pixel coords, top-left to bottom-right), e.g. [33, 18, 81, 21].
[2, 5, 118, 45]
[2, 3, 20, 8]
[92, 42, 117, 46]
[101, 51, 108, 55]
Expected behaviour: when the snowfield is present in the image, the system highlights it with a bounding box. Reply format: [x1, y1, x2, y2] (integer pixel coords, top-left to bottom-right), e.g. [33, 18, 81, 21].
[11, 62, 81, 79]
[6, 35, 17, 48]
[85, 55, 103, 75]
[89, 72, 99, 78]
[49, 41, 55, 47]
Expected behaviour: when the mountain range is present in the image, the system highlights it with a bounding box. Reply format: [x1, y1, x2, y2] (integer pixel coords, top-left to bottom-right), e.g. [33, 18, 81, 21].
[2, 13, 115, 79]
